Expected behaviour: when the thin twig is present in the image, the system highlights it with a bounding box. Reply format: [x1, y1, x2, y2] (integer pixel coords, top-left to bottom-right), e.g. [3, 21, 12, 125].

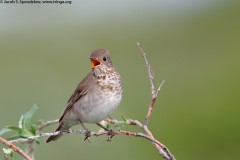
[137, 42, 155, 97]
[137, 42, 165, 126]
[0, 137, 32, 160]
[145, 98, 156, 126]
[37, 119, 58, 131]
[136, 42, 175, 160]
[144, 80, 165, 126]
[137, 42, 156, 125]
[156, 80, 165, 98]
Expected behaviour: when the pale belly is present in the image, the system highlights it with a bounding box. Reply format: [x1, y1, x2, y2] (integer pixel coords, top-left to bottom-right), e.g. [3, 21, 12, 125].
[68, 89, 122, 123]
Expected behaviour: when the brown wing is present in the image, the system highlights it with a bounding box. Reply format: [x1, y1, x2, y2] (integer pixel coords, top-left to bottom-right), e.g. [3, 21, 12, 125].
[59, 72, 93, 122]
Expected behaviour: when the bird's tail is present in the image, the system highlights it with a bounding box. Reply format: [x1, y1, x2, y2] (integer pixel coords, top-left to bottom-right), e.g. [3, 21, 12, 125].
[45, 122, 70, 143]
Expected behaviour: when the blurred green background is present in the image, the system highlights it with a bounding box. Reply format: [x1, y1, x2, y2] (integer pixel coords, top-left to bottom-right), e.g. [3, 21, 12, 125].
[0, 1, 240, 159]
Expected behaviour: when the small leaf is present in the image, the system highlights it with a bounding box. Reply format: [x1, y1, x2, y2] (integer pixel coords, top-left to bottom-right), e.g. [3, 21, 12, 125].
[30, 124, 37, 135]
[106, 123, 110, 129]
[0, 126, 21, 136]
[18, 115, 24, 129]
[19, 104, 38, 129]
[121, 114, 128, 121]
[3, 148, 13, 157]
[0, 128, 12, 136]
[19, 129, 34, 138]
[6, 126, 21, 132]
[7, 134, 20, 141]
[24, 104, 38, 128]
[35, 139, 40, 144]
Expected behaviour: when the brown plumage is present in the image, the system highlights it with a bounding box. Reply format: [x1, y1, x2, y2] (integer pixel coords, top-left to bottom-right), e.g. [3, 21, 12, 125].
[46, 49, 122, 143]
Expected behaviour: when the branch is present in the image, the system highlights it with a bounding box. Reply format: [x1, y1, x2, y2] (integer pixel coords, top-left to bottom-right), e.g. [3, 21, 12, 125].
[8, 117, 175, 160]
[37, 119, 58, 131]
[9, 128, 155, 145]
[0, 137, 32, 160]
[137, 42, 175, 160]
[137, 42, 156, 98]
[156, 80, 165, 98]
[8, 125, 174, 160]
[137, 42, 165, 126]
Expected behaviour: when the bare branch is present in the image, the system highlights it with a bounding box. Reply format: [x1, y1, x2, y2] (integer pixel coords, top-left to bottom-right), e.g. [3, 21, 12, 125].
[144, 80, 165, 126]
[137, 42, 156, 97]
[136, 42, 175, 160]
[0, 137, 32, 160]
[37, 119, 58, 131]
[145, 97, 156, 126]
[137, 42, 165, 126]
[9, 129, 159, 148]
[8, 117, 175, 160]
[156, 80, 165, 98]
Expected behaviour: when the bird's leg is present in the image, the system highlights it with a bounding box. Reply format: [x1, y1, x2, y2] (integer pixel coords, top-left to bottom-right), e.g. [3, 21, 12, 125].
[96, 123, 109, 131]
[106, 130, 115, 142]
[78, 120, 91, 142]
[96, 123, 115, 142]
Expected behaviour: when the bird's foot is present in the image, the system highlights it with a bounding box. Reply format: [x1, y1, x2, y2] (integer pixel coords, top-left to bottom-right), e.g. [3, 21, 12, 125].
[84, 129, 92, 142]
[106, 130, 115, 142]
[96, 123, 115, 141]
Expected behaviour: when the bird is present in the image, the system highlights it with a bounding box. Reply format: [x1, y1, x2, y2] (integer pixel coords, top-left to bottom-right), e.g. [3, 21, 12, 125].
[46, 49, 122, 143]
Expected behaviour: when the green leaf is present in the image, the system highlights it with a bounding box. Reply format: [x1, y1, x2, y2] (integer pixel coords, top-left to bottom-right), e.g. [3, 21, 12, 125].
[6, 126, 21, 132]
[19, 104, 38, 129]
[0, 128, 12, 136]
[121, 114, 128, 121]
[18, 115, 24, 129]
[3, 148, 13, 157]
[30, 124, 37, 135]
[0, 126, 21, 136]
[24, 104, 38, 127]
[7, 134, 20, 141]
[19, 129, 34, 138]
[35, 139, 40, 144]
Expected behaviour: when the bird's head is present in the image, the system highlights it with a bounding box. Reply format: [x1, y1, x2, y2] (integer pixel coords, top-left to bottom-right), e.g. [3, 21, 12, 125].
[90, 49, 113, 76]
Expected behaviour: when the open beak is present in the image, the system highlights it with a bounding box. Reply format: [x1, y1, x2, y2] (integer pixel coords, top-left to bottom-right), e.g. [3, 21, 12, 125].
[91, 58, 102, 69]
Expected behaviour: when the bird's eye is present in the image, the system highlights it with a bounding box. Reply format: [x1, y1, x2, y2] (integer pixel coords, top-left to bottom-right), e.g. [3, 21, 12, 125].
[103, 57, 107, 61]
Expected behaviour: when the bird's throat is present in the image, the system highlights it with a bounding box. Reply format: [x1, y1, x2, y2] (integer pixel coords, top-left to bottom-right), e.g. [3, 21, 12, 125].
[92, 68, 106, 78]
